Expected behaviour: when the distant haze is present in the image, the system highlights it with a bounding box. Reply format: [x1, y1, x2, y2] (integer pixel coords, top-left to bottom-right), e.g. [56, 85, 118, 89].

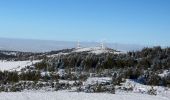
[0, 38, 145, 52]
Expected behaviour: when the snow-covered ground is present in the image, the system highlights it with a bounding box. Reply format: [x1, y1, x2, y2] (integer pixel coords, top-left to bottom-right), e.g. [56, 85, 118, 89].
[0, 91, 169, 100]
[47, 52, 69, 57]
[0, 60, 41, 71]
[158, 70, 170, 78]
[73, 47, 115, 54]
[117, 79, 170, 99]
[84, 77, 112, 85]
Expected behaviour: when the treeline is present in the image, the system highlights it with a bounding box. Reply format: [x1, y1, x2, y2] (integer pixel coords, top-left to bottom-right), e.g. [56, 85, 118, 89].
[36, 46, 170, 71]
[0, 50, 43, 61]
[34, 46, 170, 86]
[0, 70, 39, 83]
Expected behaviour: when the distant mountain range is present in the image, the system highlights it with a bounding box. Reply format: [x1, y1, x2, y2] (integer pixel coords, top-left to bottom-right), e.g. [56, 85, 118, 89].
[0, 38, 145, 52]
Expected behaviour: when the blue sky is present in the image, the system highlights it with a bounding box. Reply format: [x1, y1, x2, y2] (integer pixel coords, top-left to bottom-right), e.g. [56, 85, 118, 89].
[0, 0, 170, 46]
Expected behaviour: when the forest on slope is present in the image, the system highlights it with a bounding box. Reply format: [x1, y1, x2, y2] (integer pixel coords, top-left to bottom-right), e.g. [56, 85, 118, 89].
[0, 46, 170, 93]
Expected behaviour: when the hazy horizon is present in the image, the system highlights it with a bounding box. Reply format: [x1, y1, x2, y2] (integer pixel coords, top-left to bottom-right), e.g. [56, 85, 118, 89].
[0, 0, 170, 46]
[0, 37, 147, 52]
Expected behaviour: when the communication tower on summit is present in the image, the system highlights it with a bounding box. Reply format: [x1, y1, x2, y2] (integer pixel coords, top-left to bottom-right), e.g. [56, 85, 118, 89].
[77, 41, 81, 49]
[100, 41, 105, 50]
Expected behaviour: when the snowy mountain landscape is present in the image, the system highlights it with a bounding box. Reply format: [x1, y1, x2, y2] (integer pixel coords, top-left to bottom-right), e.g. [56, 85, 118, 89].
[0, 0, 170, 100]
[0, 46, 170, 100]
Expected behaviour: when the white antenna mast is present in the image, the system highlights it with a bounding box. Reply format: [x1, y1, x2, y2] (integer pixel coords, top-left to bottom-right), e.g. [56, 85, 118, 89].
[100, 41, 105, 50]
[77, 40, 81, 49]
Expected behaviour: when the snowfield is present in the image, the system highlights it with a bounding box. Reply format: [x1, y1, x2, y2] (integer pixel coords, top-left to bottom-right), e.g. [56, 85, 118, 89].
[84, 77, 112, 85]
[73, 47, 115, 54]
[0, 91, 169, 100]
[0, 60, 41, 71]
